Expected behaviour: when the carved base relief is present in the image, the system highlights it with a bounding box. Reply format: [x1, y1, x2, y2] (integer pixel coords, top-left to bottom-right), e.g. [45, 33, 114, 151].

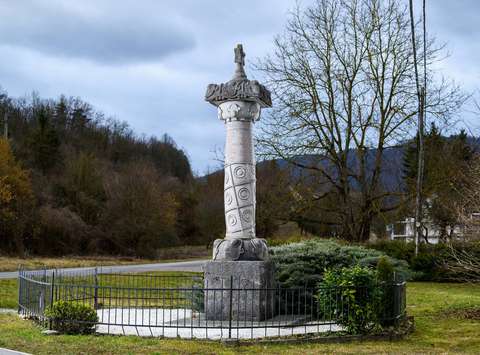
[212, 238, 269, 261]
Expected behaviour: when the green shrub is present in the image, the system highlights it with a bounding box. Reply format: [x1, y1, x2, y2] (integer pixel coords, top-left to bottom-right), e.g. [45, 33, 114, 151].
[45, 301, 98, 334]
[357, 256, 411, 280]
[267, 235, 310, 247]
[316, 266, 384, 334]
[367, 240, 415, 262]
[368, 240, 480, 282]
[270, 239, 411, 315]
[191, 285, 204, 313]
[376, 256, 395, 282]
[271, 239, 412, 290]
[375, 257, 397, 326]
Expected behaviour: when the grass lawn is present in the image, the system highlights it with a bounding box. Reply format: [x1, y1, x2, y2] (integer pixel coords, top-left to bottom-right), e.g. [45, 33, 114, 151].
[0, 279, 479, 354]
[0, 279, 17, 308]
[0, 246, 210, 272]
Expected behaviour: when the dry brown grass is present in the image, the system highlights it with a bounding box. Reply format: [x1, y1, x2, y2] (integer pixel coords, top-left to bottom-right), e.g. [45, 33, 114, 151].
[0, 256, 155, 272]
[0, 245, 210, 272]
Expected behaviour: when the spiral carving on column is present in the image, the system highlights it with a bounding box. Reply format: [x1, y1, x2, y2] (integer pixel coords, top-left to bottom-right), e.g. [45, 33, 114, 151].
[241, 209, 252, 223]
[224, 162, 255, 239]
[234, 166, 247, 178]
[238, 187, 250, 200]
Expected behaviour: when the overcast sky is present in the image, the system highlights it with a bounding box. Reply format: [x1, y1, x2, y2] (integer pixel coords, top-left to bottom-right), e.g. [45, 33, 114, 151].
[0, 0, 478, 174]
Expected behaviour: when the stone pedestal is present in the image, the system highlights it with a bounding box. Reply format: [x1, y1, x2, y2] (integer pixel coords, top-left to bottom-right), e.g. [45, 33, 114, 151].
[203, 260, 275, 321]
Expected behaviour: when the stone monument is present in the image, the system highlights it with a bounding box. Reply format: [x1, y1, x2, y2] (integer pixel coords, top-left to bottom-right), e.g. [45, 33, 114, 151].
[203, 44, 275, 321]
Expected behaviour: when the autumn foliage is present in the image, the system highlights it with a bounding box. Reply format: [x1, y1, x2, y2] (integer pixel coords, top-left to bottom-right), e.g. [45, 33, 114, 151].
[0, 138, 34, 256]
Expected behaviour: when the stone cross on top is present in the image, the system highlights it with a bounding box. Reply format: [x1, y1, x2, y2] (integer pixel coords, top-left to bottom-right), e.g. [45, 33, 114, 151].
[233, 44, 247, 80]
[234, 44, 245, 66]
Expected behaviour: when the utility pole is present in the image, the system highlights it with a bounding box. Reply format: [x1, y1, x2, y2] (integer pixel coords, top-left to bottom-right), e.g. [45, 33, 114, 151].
[415, 88, 425, 256]
[409, 0, 426, 256]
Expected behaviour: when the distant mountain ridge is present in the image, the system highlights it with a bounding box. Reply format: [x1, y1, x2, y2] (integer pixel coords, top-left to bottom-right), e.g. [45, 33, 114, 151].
[267, 145, 406, 192]
[200, 136, 480, 194]
[260, 136, 480, 193]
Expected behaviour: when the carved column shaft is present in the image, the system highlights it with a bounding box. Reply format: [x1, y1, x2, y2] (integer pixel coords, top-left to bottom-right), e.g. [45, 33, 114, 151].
[219, 101, 259, 240]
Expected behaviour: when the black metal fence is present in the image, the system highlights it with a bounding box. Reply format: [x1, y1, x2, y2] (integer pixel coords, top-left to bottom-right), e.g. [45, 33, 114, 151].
[18, 267, 407, 340]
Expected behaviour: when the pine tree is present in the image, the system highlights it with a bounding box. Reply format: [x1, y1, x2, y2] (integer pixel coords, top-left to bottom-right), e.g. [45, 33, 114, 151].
[54, 95, 69, 132]
[29, 106, 60, 173]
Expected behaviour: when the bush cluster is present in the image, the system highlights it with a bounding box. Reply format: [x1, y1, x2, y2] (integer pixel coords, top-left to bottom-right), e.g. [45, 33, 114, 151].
[317, 265, 385, 334]
[367, 240, 480, 281]
[271, 239, 411, 290]
[45, 301, 98, 334]
[270, 239, 410, 316]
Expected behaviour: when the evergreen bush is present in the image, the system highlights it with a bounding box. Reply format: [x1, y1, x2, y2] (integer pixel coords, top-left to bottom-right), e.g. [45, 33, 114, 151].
[376, 256, 395, 282]
[376, 257, 396, 326]
[316, 265, 384, 334]
[191, 284, 205, 313]
[368, 240, 480, 281]
[45, 301, 98, 334]
[270, 239, 411, 315]
[271, 239, 411, 290]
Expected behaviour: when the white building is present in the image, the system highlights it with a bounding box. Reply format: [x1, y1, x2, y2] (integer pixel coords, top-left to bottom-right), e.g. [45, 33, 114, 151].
[386, 217, 464, 244]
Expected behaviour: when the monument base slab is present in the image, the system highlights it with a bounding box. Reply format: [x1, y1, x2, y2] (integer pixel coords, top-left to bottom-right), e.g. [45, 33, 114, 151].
[203, 260, 275, 321]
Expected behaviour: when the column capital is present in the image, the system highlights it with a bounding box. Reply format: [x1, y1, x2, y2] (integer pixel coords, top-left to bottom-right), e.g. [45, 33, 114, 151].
[205, 79, 272, 108]
[204, 44, 272, 108]
[218, 101, 261, 122]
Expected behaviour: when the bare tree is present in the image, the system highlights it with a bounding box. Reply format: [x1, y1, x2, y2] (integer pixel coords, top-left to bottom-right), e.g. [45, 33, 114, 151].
[474, 96, 480, 118]
[444, 244, 480, 282]
[438, 155, 480, 282]
[453, 157, 480, 241]
[255, 0, 466, 242]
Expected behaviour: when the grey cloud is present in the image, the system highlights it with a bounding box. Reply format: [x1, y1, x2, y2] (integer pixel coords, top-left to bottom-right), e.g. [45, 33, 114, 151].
[0, 0, 477, 173]
[428, 0, 480, 39]
[0, 1, 195, 64]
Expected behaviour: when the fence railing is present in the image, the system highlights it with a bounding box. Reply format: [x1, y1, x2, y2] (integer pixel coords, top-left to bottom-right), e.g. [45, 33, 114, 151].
[18, 267, 407, 340]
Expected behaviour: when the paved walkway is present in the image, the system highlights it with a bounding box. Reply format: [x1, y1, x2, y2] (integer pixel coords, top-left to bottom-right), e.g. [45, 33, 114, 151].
[0, 260, 207, 279]
[95, 308, 342, 339]
[0, 348, 31, 355]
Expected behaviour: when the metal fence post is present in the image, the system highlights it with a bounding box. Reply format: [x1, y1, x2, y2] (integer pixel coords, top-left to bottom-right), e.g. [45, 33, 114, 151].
[392, 282, 402, 326]
[94, 267, 99, 309]
[49, 270, 55, 330]
[228, 275, 233, 339]
[17, 266, 22, 314]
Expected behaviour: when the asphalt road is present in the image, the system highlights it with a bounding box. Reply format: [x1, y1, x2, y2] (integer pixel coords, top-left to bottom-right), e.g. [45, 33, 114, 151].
[0, 259, 208, 279]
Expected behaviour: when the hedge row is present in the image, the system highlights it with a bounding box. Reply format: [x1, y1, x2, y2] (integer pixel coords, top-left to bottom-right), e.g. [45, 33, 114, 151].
[367, 240, 480, 282]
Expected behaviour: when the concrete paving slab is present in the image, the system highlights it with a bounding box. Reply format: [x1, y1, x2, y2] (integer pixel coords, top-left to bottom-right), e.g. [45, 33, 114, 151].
[0, 348, 31, 355]
[95, 308, 342, 339]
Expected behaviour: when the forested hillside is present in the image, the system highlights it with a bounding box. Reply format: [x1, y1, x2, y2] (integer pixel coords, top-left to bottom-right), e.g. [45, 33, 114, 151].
[0, 89, 205, 257]
[1, 87, 477, 258]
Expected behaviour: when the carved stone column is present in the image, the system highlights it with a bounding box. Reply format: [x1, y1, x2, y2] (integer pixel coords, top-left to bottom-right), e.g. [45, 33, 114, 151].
[214, 101, 268, 260]
[222, 101, 257, 238]
[203, 44, 275, 321]
[205, 44, 272, 262]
